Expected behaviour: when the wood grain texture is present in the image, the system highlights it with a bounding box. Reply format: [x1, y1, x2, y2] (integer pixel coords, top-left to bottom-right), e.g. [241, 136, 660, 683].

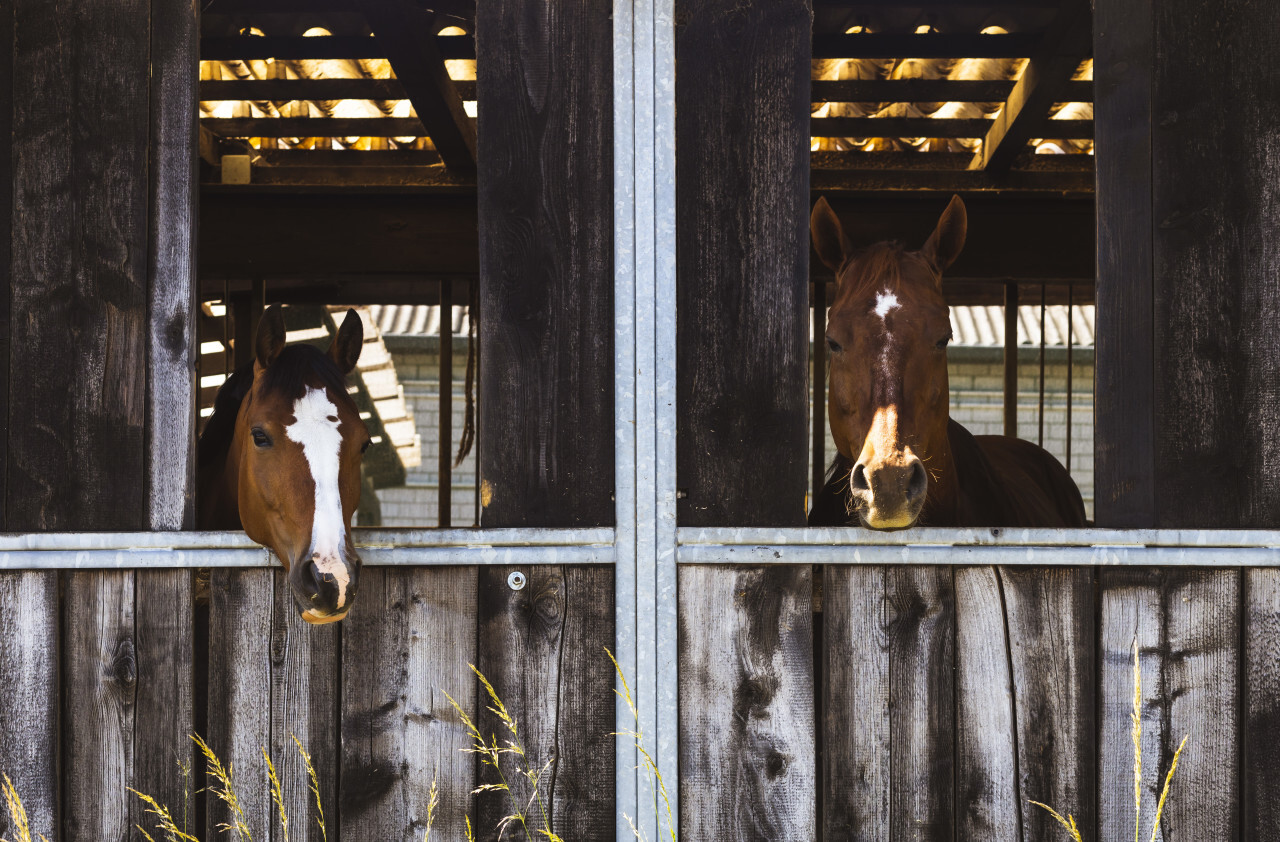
[1099, 569, 1239, 842]
[9, 0, 149, 530]
[270, 570, 338, 842]
[1092, 0, 1155, 527]
[955, 567, 1019, 842]
[131, 570, 195, 842]
[1246, 570, 1280, 838]
[679, 566, 814, 841]
[474, 566, 614, 841]
[675, 0, 812, 527]
[207, 569, 273, 841]
[147, 0, 199, 531]
[1149, 1, 1280, 528]
[62, 572, 135, 842]
[341, 567, 478, 842]
[887, 566, 955, 841]
[1000, 567, 1095, 842]
[0, 573, 58, 841]
[0, 0, 12, 528]
[475, 0, 613, 527]
[823, 566, 888, 841]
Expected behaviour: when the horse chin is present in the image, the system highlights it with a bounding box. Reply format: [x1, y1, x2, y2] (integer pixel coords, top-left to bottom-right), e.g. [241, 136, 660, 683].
[857, 508, 921, 531]
[300, 607, 350, 625]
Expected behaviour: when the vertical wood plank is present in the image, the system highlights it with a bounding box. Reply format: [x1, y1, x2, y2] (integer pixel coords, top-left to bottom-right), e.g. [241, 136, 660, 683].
[9, 0, 149, 530]
[341, 567, 478, 842]
[1246, 570, 1280, 838]
[474, 566, 614, 841]
[0, 573, 58, 841]
[888, 566, 955, 842]
[131, 570, 195, 842]
[1149, 1, 1280, 527]
[674, 0, 812, 527]
[0, 0, 12, 527]
[1093, 0, 1155, 527]
[62, 572, 135, 842]
[270, 569, 337, 842]
[147, 0, 199, 531]
[475, 0, 613, 527]
[1099, 570, 1239, 842]
[1001, 567, 1096, 842]
[679, 566, 814, 840]
[207, 569, 273, 842]
[955, 567, 1019, 842]
[823, 566, 888, 841]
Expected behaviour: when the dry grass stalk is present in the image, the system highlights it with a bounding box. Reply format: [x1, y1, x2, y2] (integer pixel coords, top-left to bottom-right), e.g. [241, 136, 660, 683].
[1148, 734, 1188, 842]
[263, 748, 289, 842]
[129, 788, 200, 842]
[1027, 800, 1082, 842]
[423, 771, 439, 842]
[192, 734, 254, 841]
[292, 734, 329, 842]
[605, 647, 677, 842]
[0, 774, 49, 842]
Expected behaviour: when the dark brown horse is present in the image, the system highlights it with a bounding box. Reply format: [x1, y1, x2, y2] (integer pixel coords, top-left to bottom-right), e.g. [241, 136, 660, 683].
[198, 305, 371, 623]
[808, 195, 1086, 529]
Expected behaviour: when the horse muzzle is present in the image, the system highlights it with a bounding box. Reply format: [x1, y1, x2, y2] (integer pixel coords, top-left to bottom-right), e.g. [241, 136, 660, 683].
[289, 549, 361, 623]
[850, 453, 928, 530]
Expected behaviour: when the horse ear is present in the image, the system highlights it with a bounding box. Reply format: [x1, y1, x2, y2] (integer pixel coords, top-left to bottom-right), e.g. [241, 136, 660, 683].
[328, 308, 364, 374]
[922, 194, 967, 274]
[255, 304, 286, 369]
[811, 197, 852, 275]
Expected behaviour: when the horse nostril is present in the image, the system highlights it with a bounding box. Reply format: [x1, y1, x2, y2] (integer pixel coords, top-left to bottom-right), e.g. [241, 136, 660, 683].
[906, 460, 927, 502]
[851, 463, 870, 492]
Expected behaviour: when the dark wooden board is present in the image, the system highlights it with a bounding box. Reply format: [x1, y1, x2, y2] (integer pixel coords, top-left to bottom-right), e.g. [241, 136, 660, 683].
[1246, 570, 1280, 838]
[680, 566, 815, 840]
[206, 569, 274, 841]
[341, 567, 477, 842]
[474, 566, 614, 840]
[1099, 569, 1239, 842]
[0, 0, 12, 529]
[201, 34, 473, 62]
[1149, 1, 1280, 527]
[475, 0, 613, 527]
[131, 570, 196, 842]
[1000, 567, 1095, 842]
[675, 0, 812, 527]
[62, 572, 136, 842]
[8, 0, 150, 530]
[0, 573, 59, 841]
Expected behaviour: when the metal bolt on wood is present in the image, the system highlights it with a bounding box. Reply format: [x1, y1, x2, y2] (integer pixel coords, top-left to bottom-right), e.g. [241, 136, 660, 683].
[507, 570, 527, 590]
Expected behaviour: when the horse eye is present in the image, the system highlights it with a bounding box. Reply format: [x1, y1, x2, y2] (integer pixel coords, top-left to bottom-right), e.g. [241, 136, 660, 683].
[361, 439, 372, 454]
[826, 337, 843, 354]
[251, 428, 271, 448]
[936, 332, 953, 350]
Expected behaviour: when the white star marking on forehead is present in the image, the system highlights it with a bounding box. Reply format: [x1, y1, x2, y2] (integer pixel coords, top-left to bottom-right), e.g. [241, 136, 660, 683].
[285, 386, 351, 609]
[874, 290, 900, 320]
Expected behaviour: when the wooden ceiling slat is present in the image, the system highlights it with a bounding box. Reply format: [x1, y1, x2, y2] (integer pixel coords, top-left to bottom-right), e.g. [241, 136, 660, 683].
[203, 116, 431, 137]
[200, 34, 474, 61]
[813, 33, 1042, 59]
[811, 79, 1092, 103]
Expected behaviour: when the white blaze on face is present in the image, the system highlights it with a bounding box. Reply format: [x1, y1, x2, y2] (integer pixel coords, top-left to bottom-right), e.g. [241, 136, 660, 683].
[285, 386, 350, 609]
[874, 289, 901, 381]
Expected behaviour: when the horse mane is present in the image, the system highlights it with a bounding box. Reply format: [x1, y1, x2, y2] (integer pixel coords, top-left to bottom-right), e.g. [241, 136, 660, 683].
[197, 344, 353, 474]
[841, 242, 911, 298]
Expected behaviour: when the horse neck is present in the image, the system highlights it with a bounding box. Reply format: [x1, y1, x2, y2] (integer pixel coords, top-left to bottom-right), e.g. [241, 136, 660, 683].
[920, 415, 962, 526]
[197, 364, 253, 529]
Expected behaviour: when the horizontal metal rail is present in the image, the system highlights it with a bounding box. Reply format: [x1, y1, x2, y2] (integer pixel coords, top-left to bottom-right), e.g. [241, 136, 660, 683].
[0, 529, 614, 569]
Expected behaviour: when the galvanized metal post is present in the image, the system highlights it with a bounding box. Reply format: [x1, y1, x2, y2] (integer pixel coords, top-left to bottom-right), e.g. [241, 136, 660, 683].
[1004, 281, 1019, 438]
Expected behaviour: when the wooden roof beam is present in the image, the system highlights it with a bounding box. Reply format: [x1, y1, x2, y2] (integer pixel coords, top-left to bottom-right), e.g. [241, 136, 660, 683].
[971, 0, 1092, 172]
[358, 0, 476, 170]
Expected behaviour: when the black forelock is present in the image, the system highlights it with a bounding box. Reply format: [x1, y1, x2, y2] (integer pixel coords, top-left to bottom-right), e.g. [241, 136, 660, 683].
[260, 343, 351, 404]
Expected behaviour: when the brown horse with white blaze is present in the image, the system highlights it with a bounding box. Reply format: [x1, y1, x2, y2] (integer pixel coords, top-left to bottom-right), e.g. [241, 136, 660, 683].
[198, 305, 371, 623]
[808, 195, 1087, 529]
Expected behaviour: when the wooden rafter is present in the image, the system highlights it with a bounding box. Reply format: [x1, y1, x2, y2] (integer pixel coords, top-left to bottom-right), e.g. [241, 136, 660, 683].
[812, 79, 1092, 104]
[201, 34, 474, 61]
[813, 32, 1039, 59]
[357, 0, 476, 170]
[199, 78, 477, 103]
[971, 0, 1093, 172]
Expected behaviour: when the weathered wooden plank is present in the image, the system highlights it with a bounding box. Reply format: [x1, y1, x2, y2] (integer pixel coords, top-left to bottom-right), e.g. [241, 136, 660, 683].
[1149, 1, 1280, 527]
[1099, 570, 1239, 842]
[679, 566, 814, 840]
[203, 117, 428, 138]
[0, 0, 12, 528]
[823, 566, 889, 840]
[1001, 567, 1095, 842]
[207, 569, 273, 841]
[1093, 0, 1155, 528]
[675, 0, 811, 526]
[1246, 570, 1280, 838]
[473, 566, 614, 840]
[9, 0, 149, 530]
[955, 567, 1019, 842]
[270, 570, 338, 842]
[201, 34, 474, 61]
[131, 570, 196, 842]
[476, 0, 613, 527]
[887, 566, 955, 841]
[341, 567, 477, 842]
[147, 0, 199, 531]
[62, 572, 135, 842]
[811, 79, 1093, 104]
[0, 573, 58, 840]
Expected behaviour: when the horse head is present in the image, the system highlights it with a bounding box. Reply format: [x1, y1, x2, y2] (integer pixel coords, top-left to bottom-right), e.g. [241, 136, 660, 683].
[233, 305, 370, 623]
[811, 195, 967, 529]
